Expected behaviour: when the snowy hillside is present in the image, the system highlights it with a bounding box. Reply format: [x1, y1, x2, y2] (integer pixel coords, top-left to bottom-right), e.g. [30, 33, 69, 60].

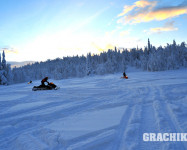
[0, 68, 187, 150]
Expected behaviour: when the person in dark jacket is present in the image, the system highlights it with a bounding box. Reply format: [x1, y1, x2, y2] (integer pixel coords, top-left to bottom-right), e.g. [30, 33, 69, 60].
[123, 72, 127, 77]
[41, 77, 49, 86]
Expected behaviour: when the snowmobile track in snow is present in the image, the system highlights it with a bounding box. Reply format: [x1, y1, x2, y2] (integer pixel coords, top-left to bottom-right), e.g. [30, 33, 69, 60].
[153, 86, 187, 150]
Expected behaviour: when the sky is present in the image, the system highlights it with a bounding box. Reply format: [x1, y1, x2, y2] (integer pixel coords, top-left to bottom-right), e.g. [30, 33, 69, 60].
[0, 0, 187, 62]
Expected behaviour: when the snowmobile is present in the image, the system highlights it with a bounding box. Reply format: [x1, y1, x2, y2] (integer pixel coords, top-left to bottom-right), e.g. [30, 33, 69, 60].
[32, 82, 59, 91]
[121, 76, 128, 79]
[121, 72, 128, 79]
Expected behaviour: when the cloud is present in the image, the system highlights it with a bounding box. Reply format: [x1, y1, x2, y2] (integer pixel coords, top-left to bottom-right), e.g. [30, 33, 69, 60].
[0, 47, 19, 54]
[118, 0, 156, 17]
[144, 21, 178, 34]
[117, 0, 187, 24]
[118, 5, 136, 17]
[91, 42, 115, 52]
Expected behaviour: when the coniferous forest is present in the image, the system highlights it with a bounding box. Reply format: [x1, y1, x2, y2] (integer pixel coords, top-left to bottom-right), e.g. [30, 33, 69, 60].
[1, 39, 187, 85]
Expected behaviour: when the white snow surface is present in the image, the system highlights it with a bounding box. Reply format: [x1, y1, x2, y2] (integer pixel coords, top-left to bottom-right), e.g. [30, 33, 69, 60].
[0, 67, 187, 150]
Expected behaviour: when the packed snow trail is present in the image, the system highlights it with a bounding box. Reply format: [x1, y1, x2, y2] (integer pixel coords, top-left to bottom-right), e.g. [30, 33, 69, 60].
[0, 68, 187, 150]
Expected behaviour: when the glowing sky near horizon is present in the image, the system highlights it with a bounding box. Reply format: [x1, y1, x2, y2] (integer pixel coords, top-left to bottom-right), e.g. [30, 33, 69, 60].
[0, 0, 187, 61]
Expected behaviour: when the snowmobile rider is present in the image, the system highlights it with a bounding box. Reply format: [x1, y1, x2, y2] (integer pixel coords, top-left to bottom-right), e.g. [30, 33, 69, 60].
[123, 72, 127, 77]
[28, 80, 32, 84]
[41, 77, 49, 86]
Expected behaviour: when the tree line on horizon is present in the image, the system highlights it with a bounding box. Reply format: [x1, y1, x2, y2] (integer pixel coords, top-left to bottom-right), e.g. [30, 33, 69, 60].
[0, 39, 187, 85]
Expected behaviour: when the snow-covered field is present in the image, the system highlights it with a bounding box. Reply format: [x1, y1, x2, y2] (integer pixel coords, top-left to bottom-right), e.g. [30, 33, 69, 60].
[0, 68, 187, 150]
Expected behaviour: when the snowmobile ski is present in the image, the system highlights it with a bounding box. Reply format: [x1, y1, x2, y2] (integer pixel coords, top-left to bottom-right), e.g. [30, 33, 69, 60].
[121, 76, 128, 79]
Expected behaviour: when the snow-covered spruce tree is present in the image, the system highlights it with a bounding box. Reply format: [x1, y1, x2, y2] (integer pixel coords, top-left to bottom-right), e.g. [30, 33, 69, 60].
[134, 48, 143, 69]
[106, 50, 114, 73]
[0, 53, 1, 70]
[156, 46, 167, 71]
[2, 51, 6, 70]
[179, 42, 187, 67]
[0, 51, 7, 85]
[0, 51, 13, 85]
[86, 53, 92, 76]
[148, 38, 151, 54]
[119, 48, 128, 72]
[76, 56, 86, 77]
[168, 40, 179, 69]
[96, 52, 107, 75]
[5, 64, 13, 84]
